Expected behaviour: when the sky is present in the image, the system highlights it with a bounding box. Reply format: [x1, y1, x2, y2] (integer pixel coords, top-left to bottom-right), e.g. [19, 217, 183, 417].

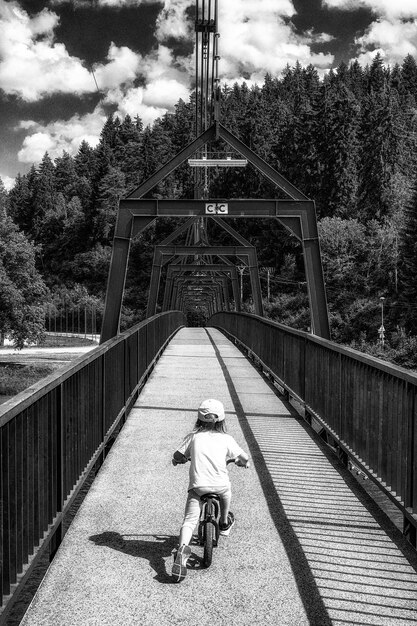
[1, 0, 417, 189]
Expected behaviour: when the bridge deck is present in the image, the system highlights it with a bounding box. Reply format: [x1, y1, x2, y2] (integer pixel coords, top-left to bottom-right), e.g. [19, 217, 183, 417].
[21, 328, 417, 625]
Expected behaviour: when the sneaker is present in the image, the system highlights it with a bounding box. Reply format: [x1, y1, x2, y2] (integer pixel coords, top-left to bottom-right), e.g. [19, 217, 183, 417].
[219, 512, 235, 536]
[171, 544, 192, 582]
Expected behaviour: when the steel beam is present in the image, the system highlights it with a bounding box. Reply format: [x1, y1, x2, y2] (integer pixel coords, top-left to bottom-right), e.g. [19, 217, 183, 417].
[127, 127, 216, 200]
[148, 246, 260, 317]
[101, 217, 155, 343]
[172, 275, 229, 312]
[120, 198, 310, 218]
[218, 124, 309, 201]
[103, 121, 330, 341]
[163, 264, 238, 312]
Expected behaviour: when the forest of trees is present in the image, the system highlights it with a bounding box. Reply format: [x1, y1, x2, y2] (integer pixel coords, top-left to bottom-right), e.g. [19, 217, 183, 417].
[3, 53, 417, 367]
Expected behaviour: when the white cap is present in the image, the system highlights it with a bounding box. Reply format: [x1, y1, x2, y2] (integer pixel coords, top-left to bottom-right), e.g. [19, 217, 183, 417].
[198, 398, 225, 422]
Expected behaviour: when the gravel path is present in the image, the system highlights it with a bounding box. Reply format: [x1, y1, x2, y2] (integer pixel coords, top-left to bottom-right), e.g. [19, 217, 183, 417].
[19, 328, 417, 625]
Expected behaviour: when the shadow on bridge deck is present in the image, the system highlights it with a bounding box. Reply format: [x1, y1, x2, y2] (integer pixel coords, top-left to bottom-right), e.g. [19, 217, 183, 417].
[20, 328, 417, 626]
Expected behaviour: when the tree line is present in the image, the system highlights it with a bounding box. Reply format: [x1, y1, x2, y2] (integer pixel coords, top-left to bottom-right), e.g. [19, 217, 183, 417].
[2, 53, 417, 366]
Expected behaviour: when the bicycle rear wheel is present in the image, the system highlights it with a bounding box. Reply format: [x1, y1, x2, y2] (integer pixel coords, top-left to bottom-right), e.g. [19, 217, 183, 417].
[203, 520, 215, 567]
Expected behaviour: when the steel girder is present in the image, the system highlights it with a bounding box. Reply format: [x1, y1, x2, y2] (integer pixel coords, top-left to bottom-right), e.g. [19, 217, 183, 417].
[146, 245, 261, 318]
[171, 276, 230, 313]
[162, 264, 240, 312]
[101, 123, 330, 342]
[150, 214, 259, 318]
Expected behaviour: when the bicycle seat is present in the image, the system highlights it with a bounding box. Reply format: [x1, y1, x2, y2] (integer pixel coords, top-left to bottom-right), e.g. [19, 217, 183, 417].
[200, 493, 221, 502]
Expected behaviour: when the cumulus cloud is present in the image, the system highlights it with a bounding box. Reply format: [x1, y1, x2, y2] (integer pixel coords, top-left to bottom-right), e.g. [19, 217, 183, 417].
[16, 44, 190, 164]
[6, 0, 339, 169]
[156, 0, 194, 41]
[93, 44, 141, 89]
[0, 2, 93, 100]
[50, 0, 154, 6]
[324, 0, 417, 20]
[355, 19, 417, 66]
[1, 174, 15, 191]
[106, 77, 190, 126]
[17, 111, 105, 164]
[0, 2, 145, 101]
[218, 0, 333, 82]
[155, 0, 334, 82]
[324, 0, 417, 66]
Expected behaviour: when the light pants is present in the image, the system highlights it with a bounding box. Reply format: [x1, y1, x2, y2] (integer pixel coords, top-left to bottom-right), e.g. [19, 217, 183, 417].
[179, 485, 231, 546]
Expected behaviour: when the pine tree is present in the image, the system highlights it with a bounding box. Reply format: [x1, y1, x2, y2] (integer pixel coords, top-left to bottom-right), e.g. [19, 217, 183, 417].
[75, 140, 96, 180]
[316, 77, 360, 218]
[31, 153, 58, 240]
[398, 182, 417, 332]
[54, 151, 79, 200]
[116, 114, 144, 189]
[401, 54, 417, 101]
[358, 83, 402, 221]
[94, 166, 126, 243]
[8, 171, 34, 233]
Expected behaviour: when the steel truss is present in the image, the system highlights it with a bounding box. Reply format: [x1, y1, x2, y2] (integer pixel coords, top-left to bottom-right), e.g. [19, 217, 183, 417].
[148, 244, 260, 317]
[146, 214, 261, 318]
[163, 264, 240, 313]
[101, 122, 330, 342]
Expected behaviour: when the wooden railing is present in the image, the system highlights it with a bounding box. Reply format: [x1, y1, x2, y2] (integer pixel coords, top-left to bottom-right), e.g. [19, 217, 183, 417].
[210, 311, 417, 546]
[0, 312, 185, 618]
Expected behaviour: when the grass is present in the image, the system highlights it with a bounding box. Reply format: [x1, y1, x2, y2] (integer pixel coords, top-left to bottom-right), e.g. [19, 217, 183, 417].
[40, 335, 97, 348]
[0, 363, 60, 396]
[0, 334, 97, 400]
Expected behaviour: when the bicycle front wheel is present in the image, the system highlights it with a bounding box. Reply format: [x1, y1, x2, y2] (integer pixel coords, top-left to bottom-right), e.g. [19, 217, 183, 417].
[203, 521, 215, 567]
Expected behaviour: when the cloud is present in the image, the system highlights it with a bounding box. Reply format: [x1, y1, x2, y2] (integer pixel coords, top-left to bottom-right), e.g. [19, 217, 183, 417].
[155, 0, 334, 82]
[8, 0, 338, 171]
[1, 174, 15, 191]
[17, 112, 105, 164]
[0, 2, 144, 101]
[324, 0, 417, 19]
[16, 45, 190, 164]
[218, 0, 333, 82]
[355, 19, 417, 65]
[156, 0, 194, 41]
[50, 0, 155, 6]
[106, 78, 190, 125]
[93, 44, 141, 89]
[324, 0, 417, 66]
[0, 2, 92, 100]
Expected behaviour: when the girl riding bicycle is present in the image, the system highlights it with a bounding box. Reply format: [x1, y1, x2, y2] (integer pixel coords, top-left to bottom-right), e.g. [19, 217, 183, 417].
[171, 398, 249, 582]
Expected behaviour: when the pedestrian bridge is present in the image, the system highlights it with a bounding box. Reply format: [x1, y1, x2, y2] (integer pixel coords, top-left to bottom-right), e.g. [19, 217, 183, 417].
[1, 315, 417, 625]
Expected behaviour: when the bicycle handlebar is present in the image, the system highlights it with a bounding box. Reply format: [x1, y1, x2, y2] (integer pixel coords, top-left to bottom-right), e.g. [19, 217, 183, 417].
[173, 456, 249, 468]
[227, 458, 250, 468]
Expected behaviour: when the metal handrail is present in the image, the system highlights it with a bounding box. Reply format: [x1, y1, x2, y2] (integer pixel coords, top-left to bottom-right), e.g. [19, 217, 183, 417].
[210, 311, 417, 547]
[0, 312, 185, 618]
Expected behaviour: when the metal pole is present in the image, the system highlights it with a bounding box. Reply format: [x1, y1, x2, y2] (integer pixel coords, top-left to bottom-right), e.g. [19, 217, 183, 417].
[379, 297, 385, 347]
[238, 265, 245, 302]
[267, 268, 271, 301]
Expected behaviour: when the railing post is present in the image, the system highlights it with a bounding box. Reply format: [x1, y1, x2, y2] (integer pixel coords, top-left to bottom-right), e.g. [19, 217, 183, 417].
[404, 382, 416, 547]
[100, 351, 107, 465]
[50, 385, 64, 561]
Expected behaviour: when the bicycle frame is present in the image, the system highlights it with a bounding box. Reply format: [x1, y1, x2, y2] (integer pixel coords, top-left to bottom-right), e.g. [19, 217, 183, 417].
[198, 493, 221, 566]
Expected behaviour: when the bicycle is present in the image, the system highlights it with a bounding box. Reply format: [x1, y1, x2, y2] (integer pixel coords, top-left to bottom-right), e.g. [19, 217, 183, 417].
[197, 458, 249, 567]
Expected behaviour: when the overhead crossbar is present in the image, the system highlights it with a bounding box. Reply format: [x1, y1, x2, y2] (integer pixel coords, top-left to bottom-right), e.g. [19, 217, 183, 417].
[101, 122, 330, 343]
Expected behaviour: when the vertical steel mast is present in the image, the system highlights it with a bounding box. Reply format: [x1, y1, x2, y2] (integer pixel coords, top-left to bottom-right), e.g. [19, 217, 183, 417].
[195, 0, 220, 136]
[100, 0, 330, 341]
[194, 0, 220, 201]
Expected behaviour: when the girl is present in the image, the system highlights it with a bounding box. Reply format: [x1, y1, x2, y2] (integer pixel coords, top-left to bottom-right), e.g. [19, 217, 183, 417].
[171, 398, 249, 582]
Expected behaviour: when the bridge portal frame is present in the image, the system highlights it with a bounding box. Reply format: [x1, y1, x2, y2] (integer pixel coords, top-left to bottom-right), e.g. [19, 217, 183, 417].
[163, 264, 240, 312]
[101, 123, 330, 343]
[171, 275, 230, 313]
[147, 244, 261, 318]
